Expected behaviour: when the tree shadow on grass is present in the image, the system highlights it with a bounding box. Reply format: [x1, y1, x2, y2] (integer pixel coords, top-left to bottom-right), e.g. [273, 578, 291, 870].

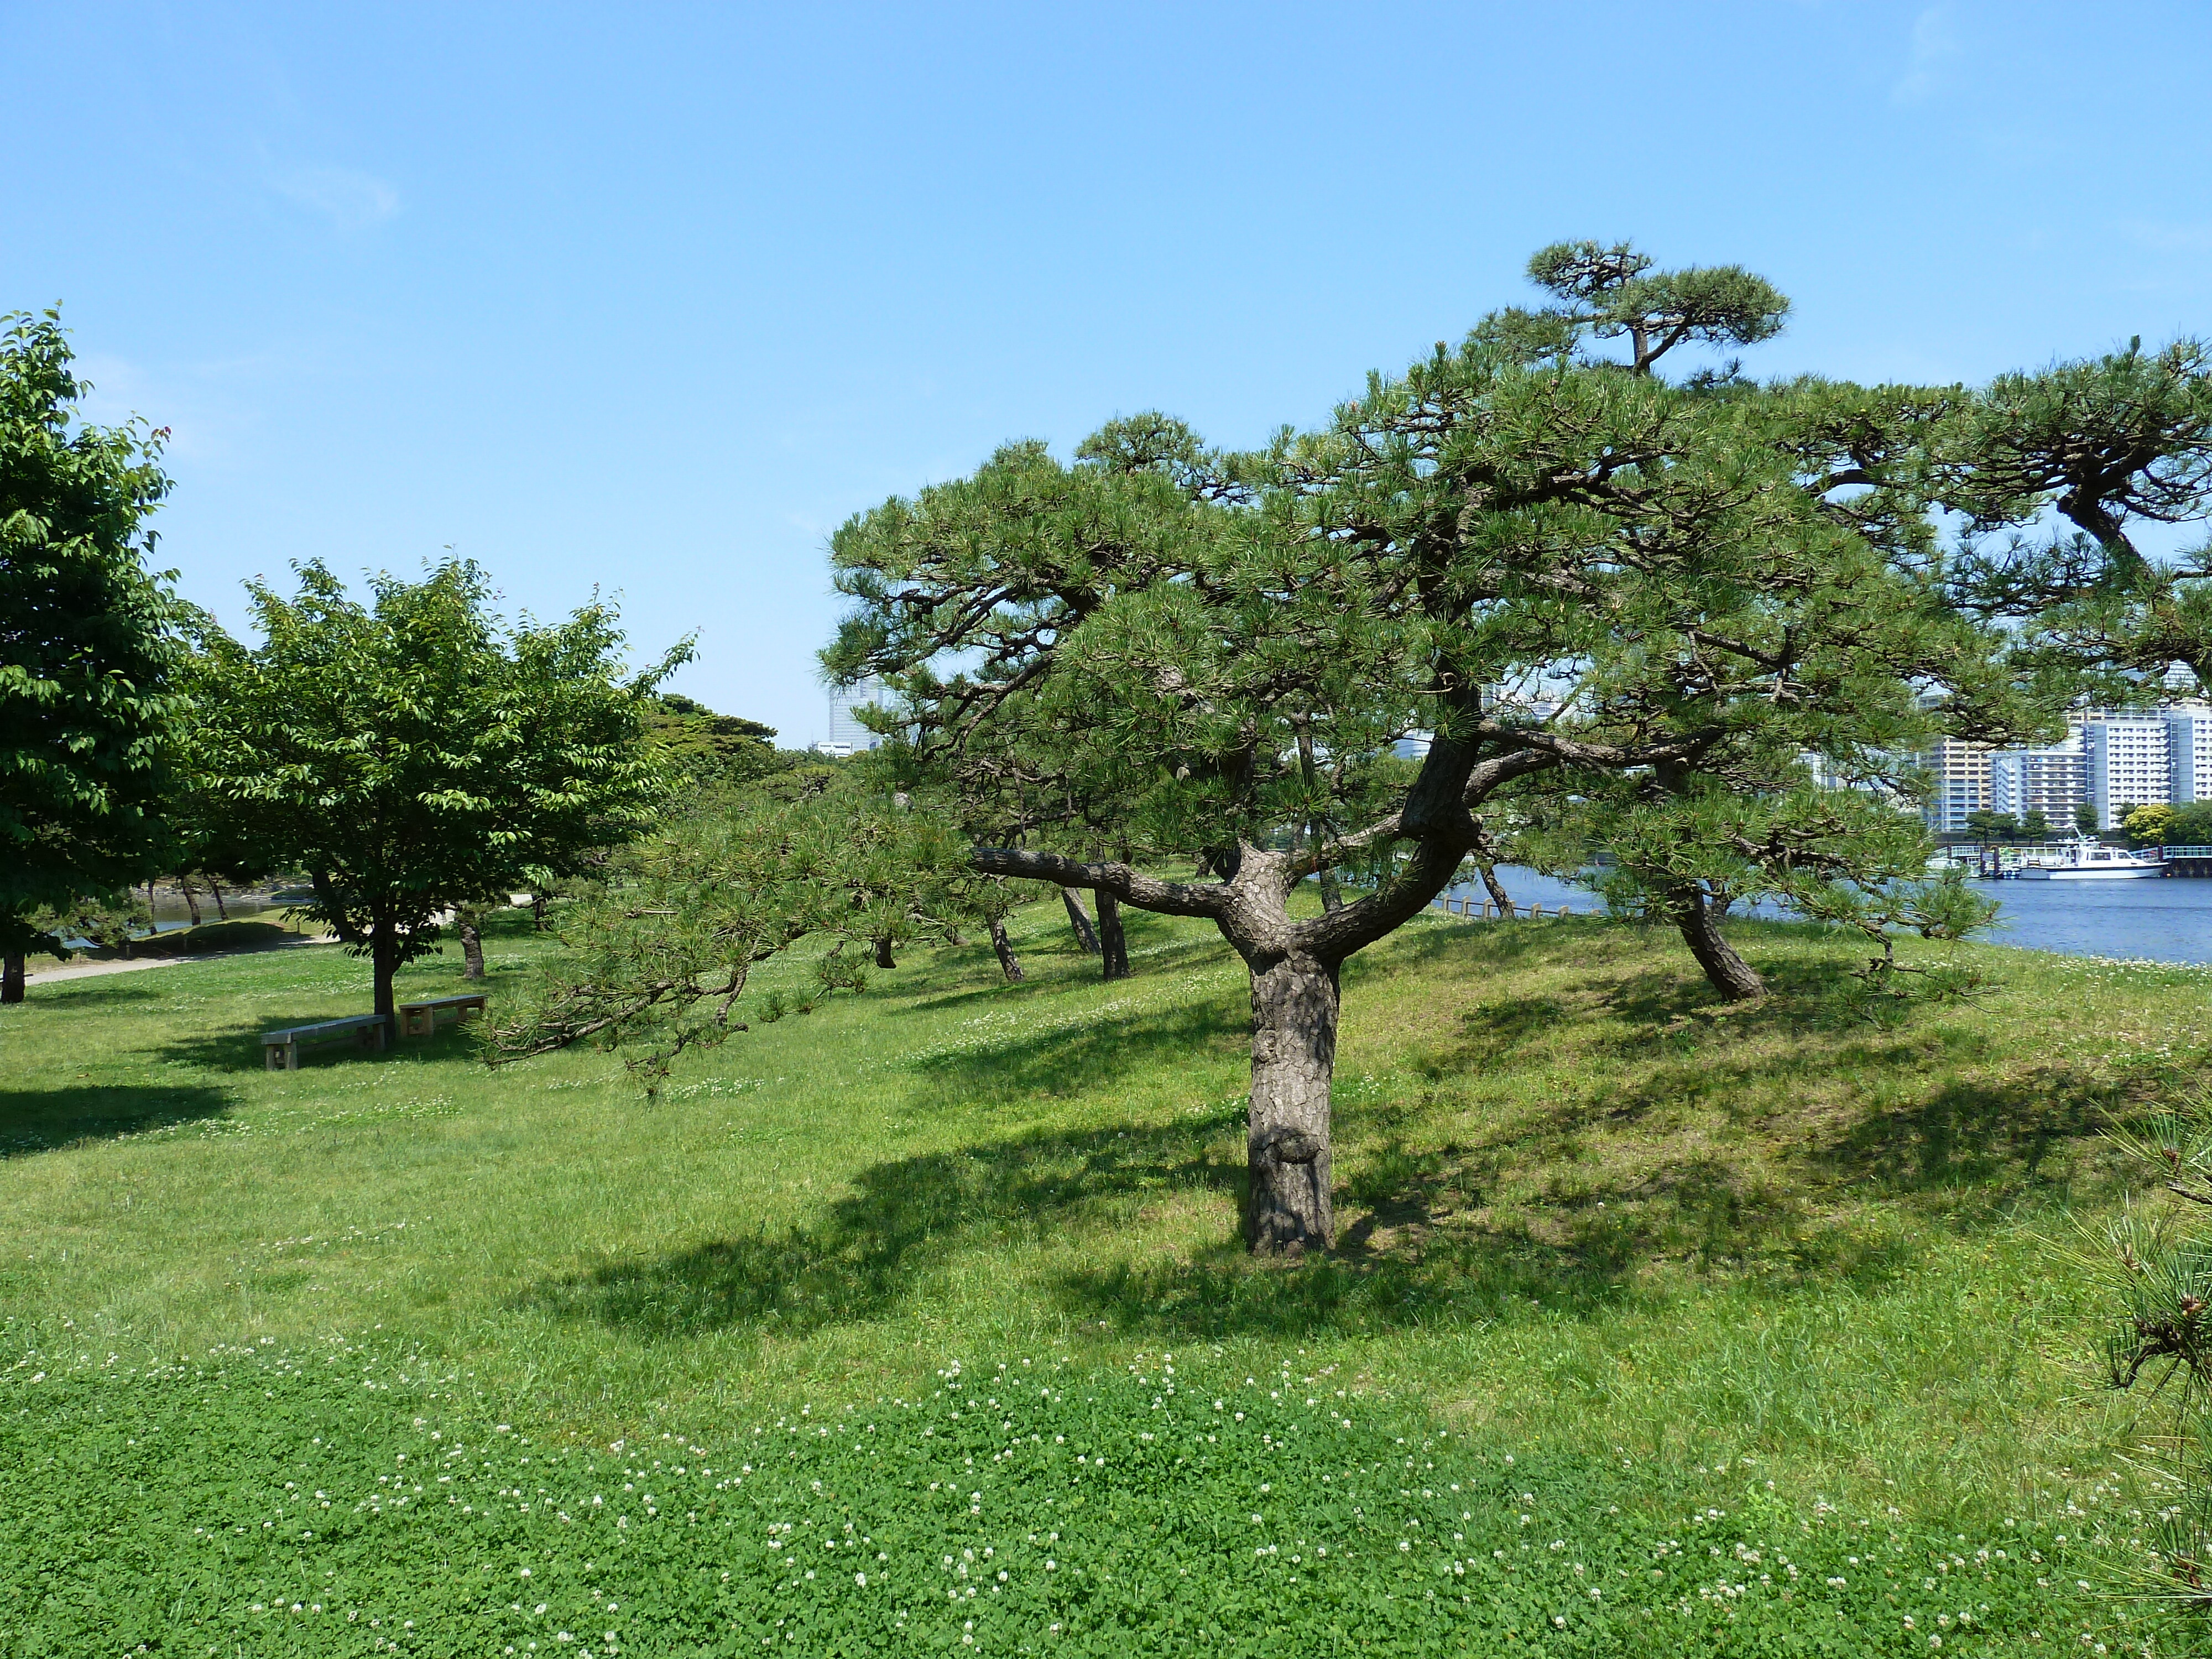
[898, 994, 1248, 1110]
[1811, 1064, 2124, 1198]
[0, 1084, 235, 1157]
[517, 1113, 1243, 1339]
[152, 1016, 411, 1074]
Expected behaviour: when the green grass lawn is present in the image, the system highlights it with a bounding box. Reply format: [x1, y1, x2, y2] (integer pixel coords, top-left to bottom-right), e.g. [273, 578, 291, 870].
[3, 901, 2206, 1655]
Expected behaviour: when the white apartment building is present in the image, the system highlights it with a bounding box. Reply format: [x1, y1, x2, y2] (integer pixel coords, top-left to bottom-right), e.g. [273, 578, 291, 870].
[2168, 707, 2212, 804]
[1987, 741, 2086, 826]
[2084, 713, 2172, 829]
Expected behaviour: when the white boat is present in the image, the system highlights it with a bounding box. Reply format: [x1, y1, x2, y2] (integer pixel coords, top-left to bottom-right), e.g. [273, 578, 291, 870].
[2013, 839, 2166, 880]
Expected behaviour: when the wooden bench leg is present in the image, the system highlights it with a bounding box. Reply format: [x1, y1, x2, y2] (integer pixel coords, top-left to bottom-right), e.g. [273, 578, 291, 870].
[285, 1042, 301, 1072]
[265, 1044, 283, 1071]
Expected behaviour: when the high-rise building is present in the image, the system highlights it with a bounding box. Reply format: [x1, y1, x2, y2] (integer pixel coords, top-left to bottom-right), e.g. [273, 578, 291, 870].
[1918, 739, 1991, 834]
[826, 675, 890, 753]
[1987, 740, 2085, 826]
[2083, 712, 2171, 828]
[2167, 707, 2212, 804]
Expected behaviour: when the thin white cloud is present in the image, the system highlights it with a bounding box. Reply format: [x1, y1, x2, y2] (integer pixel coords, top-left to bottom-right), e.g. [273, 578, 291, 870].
[270, 165, 399, 232]
[1892, 7, 1958, 105]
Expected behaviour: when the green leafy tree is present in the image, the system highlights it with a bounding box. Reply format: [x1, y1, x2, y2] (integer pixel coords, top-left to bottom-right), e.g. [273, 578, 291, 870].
[2169, 802, 2212, 846]
[2125, 802, 2177, 847]
[191, 560, 675, 1026]
[1965, 807, 2020, 843]
[1, 310, 184, 1004]
[644, 693, 782, 786]
[2020, 806, 2052, 841]
[828, 243, 2021, 1251]
[2077, 800, 2104, 836]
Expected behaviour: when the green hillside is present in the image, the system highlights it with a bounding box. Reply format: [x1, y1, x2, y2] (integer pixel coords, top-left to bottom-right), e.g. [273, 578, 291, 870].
[2, 904, 2195, 1655]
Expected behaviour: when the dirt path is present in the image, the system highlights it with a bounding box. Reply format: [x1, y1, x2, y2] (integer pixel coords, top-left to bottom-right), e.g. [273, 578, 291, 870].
[24, 936, 341, 985]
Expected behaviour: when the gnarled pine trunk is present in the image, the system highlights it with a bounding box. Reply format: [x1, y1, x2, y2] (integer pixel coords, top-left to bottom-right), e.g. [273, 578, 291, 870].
[874, 935, 897, 970]
[1061, 887, 1102, 953]
[988, 916, 1024, 982]
[1670, 884, 1762, 1000]
[1095, 890, 1130, 982]
[459, 911, 486, 980]
[1479, 860, 1515, 919]
[1245, 950, 1339, 1253]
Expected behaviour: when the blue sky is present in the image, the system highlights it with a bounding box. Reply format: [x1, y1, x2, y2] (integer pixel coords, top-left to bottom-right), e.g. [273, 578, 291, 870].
[6, 2, 2210, 744]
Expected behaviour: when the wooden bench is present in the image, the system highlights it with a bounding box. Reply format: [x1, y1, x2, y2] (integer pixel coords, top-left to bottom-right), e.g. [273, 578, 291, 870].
[397, 992, 488, 1039]
[263, 1014, 387, 1070]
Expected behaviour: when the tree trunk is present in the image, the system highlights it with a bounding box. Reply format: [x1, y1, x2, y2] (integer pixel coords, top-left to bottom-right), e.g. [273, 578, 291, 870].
[988, 916, 1024, 983]
[1, 952, 23, 1004]
[1316, 864, 1345, 912]
[180, 877, 202, 927]
[531, 893, 550, 931]
[1670, 884, 1763, 1000]
[874, 935, 896, 970]
[1479, 861, 1516, 919]
[459, 912, 485, 980]
[1095, 889, 1130, 981]
[1061, 887, 1102, 953]
[1245, 950, 1338, 1254]
[371, 924, 401, 1031]
[208, 877, 229, 921]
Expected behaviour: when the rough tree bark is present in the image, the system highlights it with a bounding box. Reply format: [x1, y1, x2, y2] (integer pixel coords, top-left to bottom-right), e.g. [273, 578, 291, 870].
[1316, 864, 1345, 912]
[207, 877, 229, 921]
[1095, 890, 1130, 982]
[179, 877, 202, 927]
[874, 935, 897, 970]
[974, 737, 1569, 1254]
[987, 916, 1024, 983]
[1478, 860, 1516, 919]
[1668, 882, 1764, 1000]
[1060, 887, 1102, 953]
[1, 952, 23, 1005]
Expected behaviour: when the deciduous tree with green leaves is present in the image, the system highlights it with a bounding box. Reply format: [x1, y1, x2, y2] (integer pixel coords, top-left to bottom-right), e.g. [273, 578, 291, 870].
[191, 560, 676, 1026]
[1, 309, 183, 1004]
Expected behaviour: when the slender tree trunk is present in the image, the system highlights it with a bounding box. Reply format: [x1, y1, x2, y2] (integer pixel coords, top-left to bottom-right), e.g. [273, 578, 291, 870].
[988, 916, 1024, 983]
[458, 909, 486, 980]
[874, 935, 896, 970]
[1, 952, 23, 1005]
[1244, 950, 1339, 1254]
[372, 923, 401, 1030]
[1061, 887, 1102, 953]
[208, 877, 229, 921]
[1316, 863, 1345, 912]
[1095, 889, 1130, 982]
[1479, 861, 1516, 919]
[180, 877, 202, 927]
[1668, 884, 1763, 1000]
[531, 893, 550, 931]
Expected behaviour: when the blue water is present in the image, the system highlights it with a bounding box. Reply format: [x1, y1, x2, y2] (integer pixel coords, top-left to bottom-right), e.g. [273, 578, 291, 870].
[1448, 867, 2212, 967]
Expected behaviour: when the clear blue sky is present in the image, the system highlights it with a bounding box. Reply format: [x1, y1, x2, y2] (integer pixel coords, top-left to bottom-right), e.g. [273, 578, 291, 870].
[6, 2, 2209, 744]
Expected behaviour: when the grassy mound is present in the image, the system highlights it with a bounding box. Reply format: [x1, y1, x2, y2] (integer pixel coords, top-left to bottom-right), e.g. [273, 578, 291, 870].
[1, 900, 2203, 1652]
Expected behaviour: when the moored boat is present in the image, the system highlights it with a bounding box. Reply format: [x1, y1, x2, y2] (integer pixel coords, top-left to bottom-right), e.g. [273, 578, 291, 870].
[2013, 839, 2165, 880]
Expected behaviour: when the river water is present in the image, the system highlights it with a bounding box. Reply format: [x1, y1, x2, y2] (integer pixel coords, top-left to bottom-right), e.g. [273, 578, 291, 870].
[1450, 867, 2212, 967]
